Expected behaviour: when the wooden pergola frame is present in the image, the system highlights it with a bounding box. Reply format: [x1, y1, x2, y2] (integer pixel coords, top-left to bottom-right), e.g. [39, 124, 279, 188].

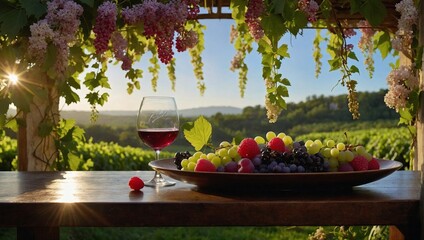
[198, 0, 400, 28]
[14, 1, 424, 238]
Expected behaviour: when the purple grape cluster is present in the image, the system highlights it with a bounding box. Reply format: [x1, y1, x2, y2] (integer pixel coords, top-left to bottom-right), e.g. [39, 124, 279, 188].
[256, 141, 329, 173]
[174, 151, 191, 170]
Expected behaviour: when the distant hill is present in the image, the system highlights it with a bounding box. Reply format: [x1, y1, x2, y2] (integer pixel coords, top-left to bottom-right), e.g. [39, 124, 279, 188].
[57, 106, 243, 126]
[9, 106, 242, 118]
[179, 106, 242, 117]
[94, 106, 242, 117]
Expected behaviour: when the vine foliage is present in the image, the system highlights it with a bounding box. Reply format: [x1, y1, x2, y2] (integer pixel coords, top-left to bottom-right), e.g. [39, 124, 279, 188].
[0, 0, 422, 168]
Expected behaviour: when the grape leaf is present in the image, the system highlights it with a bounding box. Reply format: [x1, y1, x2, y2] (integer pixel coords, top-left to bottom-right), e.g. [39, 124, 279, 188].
[77, 0, 94, 7]
[0, 8, 27, 37]
[5, 118, 18, 132]
[261, 14, 286, 48]
[0, 115, 5, 128]
[374, 31, 391, 59]
[276, 44, 289, 58]
[19, 0, 46, 18]
[350, 65, 360, 73]
[0, 97, 11, 115]
[68, 153, 81, 171]
[38, 120, 53, 137]
[349, 0, 361, 14]
[183, 116, 212, 151]
[360, 0, 386, 27]
[60, 83, 80, 105]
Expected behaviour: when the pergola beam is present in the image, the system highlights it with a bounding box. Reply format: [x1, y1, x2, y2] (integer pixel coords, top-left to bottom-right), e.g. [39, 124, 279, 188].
[198, 0, 399, 30]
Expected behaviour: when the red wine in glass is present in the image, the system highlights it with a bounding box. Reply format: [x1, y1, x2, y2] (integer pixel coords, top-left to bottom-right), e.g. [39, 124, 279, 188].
[137, 128, 179, 151]
[137, 96, 179, 187]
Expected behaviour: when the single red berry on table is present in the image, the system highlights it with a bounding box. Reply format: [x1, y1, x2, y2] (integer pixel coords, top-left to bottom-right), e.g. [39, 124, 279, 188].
[237, 138, 260, 159]
[128, 176, 144, 191]
[267, 137, 285, 153]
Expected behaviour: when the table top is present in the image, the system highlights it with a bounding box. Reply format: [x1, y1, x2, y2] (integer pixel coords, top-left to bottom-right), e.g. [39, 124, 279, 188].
[0, 170, 421, 228]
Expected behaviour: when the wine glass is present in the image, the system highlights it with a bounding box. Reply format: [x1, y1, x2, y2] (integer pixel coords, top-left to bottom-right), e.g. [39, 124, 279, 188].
[137, 96, 179, 187]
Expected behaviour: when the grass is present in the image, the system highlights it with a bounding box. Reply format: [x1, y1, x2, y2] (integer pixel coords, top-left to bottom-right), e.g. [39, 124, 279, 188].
[0, 226, 389, 239]
[0, 227, 320, 240]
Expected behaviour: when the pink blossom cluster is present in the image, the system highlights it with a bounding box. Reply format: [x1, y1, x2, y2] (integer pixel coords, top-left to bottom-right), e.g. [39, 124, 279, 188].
[111, 32, 132, 70]
[298, 0, 319, 22]
[176, 30, 198, 52]
[357, 20, 375, 51]
[28, 0, 83, 77]
[345, 43, 354, 52]
[93, 1, 117, 55]
[384, 66, 418, 110]
[342, 27, 356, 39]
[230, 51, 243, 71]
[230, 25, 238, 44]
[396, 0, 418, 30]
[245, 0, 264, 41]
[121, 0, 195, 64]
[28, 20, 55, 63]
[392, 0, 417, 53]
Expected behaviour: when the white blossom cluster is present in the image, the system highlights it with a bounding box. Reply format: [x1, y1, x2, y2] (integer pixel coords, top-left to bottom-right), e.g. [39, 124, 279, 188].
[391, 0, 418, 54]
[384, 66, 418, 110]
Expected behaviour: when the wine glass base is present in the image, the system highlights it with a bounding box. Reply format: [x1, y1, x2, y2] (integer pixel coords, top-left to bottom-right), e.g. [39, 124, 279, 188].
[145, 176, 176, 187]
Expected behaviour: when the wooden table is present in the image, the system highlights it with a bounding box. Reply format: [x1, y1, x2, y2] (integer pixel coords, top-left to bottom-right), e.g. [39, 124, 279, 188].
[0, 171, 421, 240]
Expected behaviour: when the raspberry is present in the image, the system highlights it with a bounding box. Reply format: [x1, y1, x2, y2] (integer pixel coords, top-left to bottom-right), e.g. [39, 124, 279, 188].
[368, 158, 380, 170]
[194, 159, 216, 172]
[267, 137, 285, 153]
[350, 156, 369, 171]
[237, 138, 260, 159]
[128, 176, 144, 191]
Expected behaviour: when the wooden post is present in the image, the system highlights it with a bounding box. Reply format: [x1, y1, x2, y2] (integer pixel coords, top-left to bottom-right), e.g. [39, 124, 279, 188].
[418, 1, 424, 239]
[17, 75, 60, 171]
[418, 0, 424, 171]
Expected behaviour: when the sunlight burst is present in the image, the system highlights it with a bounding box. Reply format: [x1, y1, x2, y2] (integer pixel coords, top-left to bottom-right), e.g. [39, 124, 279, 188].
[7, 74, 19, 84]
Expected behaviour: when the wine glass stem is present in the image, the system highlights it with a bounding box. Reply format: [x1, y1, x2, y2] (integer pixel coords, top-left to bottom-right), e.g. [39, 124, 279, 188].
[155, 150, 160, 160]
[154, 150, 164, 179]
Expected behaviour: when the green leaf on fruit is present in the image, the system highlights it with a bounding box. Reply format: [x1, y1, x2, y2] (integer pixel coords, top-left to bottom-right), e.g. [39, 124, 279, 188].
[183, 116, 212, 151]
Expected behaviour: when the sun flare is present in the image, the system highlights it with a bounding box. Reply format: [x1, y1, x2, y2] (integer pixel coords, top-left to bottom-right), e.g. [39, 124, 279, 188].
[7, 74, 19, 84]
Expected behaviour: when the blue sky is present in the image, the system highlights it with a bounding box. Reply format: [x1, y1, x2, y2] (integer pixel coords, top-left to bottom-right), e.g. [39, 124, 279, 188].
[62, 19, 395, 111]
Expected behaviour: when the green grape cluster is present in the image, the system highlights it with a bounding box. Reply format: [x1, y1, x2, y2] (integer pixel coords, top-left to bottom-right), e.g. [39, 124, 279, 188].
[179, 142, 241, 172]
[319, 140, 372, 171]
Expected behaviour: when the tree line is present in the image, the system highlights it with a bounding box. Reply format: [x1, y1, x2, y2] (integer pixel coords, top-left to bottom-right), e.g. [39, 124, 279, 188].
[79, 90, 398, 150]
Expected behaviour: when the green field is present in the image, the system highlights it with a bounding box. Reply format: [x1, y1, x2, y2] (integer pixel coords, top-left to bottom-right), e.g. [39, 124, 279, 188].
[0, 226, 388, 240]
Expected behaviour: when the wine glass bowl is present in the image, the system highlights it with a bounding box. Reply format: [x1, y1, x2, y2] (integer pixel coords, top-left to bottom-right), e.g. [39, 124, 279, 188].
[137, 96, 179, 187]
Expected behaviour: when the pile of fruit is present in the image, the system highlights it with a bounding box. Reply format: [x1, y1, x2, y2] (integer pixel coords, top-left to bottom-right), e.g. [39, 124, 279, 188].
[174, 131, 380, 173]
